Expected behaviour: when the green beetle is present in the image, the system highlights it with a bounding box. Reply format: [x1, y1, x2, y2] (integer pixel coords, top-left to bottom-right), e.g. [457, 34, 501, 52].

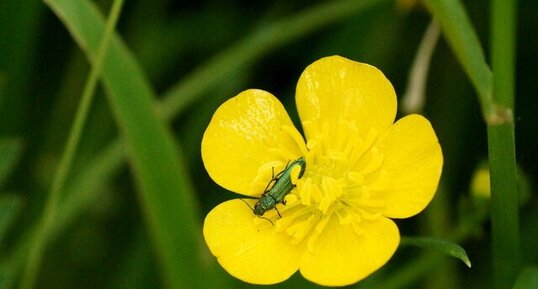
[250, 157, 306, 219]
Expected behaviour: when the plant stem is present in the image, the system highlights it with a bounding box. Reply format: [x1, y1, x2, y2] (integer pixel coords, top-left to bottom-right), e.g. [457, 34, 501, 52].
[487, 123, 520, 289]
[18, 0, 124, 288]
[491, 0, 516, 110]
[489, 0, 520, 288]
[425, 0, 520, 287]
[402, 20, 440, 114]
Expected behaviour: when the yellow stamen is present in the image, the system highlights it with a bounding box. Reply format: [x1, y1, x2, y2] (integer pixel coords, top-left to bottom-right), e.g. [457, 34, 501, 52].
[252, 119, 390, 252]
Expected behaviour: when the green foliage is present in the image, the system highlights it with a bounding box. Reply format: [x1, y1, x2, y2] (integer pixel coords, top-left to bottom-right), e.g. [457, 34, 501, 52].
[401, 236, 471, 268]
[0, 0, 535, 288]
[43, 0, 214, 288]
[426, 0, 520, 288]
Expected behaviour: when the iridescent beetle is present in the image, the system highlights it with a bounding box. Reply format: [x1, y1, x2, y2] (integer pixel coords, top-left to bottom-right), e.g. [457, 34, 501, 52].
[243, 157, 306, 224]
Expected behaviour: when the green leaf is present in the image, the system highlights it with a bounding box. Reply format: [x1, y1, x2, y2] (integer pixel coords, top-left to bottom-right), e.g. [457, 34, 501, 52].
[0, 194, 22, 244]
[423, 0, 494, 117]
[43, 0, 213, 288]
[514, 267, 538, 289]
[0, 138, 23, 187]
[401, 236, 471, 268]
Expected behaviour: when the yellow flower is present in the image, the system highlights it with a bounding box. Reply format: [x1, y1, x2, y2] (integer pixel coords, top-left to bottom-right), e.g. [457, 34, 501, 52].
[201, 56, 443, 286]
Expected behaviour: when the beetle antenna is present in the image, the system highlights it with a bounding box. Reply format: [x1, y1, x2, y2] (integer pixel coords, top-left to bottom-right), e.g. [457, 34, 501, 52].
[239, 199, 275, 226]
[285, 160, 291, 169]
[259, 216, 274, 226]
[263, 167, 278, 193]
[240, 198, 255, 212]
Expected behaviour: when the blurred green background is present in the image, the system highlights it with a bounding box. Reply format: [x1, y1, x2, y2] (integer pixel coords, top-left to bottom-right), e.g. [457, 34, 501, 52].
[0, 0, 537, 288]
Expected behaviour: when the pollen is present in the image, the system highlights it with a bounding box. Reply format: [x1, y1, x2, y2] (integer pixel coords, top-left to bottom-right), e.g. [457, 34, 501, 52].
[273, 119, 388, 251]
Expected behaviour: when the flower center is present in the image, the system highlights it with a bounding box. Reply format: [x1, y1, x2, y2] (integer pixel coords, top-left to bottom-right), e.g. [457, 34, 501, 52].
[273, 119, 389, 251]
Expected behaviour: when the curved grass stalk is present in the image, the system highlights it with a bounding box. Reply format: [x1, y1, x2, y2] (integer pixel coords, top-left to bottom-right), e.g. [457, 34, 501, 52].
[18, 0, 124, 288]
[424, 0, 520, 288]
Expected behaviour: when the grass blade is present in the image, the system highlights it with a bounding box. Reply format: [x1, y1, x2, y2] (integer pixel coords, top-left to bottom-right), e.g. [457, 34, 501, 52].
[43, 0, 213, 288]
[19, 1, 125, 288]
[2, 1, 389, 287]
[423, 0, 493, 118]
[102, 60, 208, 289]
[425, 1, 521, 288]
[487, 123, 520, 289]
[401, 236, 471, 268]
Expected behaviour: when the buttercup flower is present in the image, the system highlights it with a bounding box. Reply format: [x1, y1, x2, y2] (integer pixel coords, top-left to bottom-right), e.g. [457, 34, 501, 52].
[201, 56, 443, 286]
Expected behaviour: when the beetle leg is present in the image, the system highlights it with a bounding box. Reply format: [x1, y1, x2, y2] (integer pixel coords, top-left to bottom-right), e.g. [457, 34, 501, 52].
[275, 206, 282, 218]
[262, 179, 274, 193]
[258, 216, 274, 226]
[263, 167, 279, 193]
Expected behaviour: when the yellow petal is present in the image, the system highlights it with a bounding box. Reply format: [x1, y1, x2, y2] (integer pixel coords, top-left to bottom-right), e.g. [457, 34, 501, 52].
[203, 199, 302, 284]
[296, 56, 397, 139]
[375, 114, 443, 218]
[201, 89, 305, 196]
[299, 216, 399, 286]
